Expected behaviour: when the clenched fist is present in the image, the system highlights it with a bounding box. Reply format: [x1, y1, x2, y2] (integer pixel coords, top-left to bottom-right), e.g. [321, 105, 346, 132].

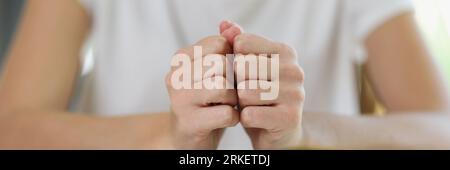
[166, 20, 305, 150]
[221, 21, 306, 149]
[166, 36, 239, 149]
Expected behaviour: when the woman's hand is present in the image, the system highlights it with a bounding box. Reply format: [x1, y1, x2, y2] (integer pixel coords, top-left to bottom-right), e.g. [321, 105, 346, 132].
[221, 21, 306, 149]
[166, 36, 239, 149]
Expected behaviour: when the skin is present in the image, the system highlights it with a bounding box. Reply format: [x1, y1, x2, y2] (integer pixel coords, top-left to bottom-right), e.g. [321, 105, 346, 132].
[228, 31, 305, 149]
[0, 0, 449, 149]
[300, 13, 450, 149]
[0, 0, 172, 149]
[166, 36, 239, 149]
[219, 18, 450, 149]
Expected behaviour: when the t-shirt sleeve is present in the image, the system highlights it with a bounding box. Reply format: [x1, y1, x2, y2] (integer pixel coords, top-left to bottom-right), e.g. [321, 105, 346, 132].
[345, 0, 414, 63]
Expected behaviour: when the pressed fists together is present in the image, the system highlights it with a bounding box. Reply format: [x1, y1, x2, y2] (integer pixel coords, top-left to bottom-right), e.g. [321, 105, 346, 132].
[166, 21, 305, 149]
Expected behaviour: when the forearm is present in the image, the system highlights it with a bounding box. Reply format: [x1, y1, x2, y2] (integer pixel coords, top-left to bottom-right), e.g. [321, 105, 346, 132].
[0, 110, 173, 149]
[301, 112, 450, 149]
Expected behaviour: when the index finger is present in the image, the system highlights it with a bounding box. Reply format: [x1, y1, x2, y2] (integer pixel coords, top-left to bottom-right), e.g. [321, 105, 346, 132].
[176, 35, 233, 61]
[233, 33, 297, 61]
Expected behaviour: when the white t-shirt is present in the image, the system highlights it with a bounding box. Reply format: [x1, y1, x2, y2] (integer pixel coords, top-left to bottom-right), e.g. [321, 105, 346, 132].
[76, 0, 412, 149]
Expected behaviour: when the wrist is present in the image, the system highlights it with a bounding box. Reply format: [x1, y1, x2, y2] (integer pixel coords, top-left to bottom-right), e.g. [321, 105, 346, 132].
[137, 113, 175, 149]
[282, 123, 307, 149]
[298, 112, 341, 149]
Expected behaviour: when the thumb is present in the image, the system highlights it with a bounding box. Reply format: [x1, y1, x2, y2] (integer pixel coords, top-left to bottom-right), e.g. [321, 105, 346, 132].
[219, 20, 243, 45]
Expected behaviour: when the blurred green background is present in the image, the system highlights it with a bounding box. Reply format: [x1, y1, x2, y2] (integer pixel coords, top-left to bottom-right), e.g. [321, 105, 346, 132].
[414, 0, 450, 81]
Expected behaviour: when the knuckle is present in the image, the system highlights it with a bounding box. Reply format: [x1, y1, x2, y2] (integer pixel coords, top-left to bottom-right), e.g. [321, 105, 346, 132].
[237, 89, 257, 107]
[234, 33, 251, 43]
[214, 36, 228, 45]
[282, 64, 304, 83]
[201, 35, 228, 51]
[234, 33, 252, 53]
[240, 108, 255, 127]
[175, 49, 185, 55]
[213, 36, 228, 45]
[165, 72, 172, 87]
[203, 89, 228, 106]
[299, 87, 306, 101]
[204, 35, 227, 44]
[225, 90, 238, 106]
[278, 42, 297, 56]
[175, 47, 190, 55]
[220, 107, 237, 126]
[173, 48, 194, 62]
[299, 88, 306, 101]
[233, 42, 245, 54]
[290, 87, 305, 102]
[282, 106, 301, 129]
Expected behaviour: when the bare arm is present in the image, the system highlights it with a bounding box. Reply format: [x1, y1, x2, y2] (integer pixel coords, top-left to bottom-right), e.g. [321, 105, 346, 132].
[302, 112, 450, 149]
[301, 13, 450, 149]
[0, 0, 173, 149]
